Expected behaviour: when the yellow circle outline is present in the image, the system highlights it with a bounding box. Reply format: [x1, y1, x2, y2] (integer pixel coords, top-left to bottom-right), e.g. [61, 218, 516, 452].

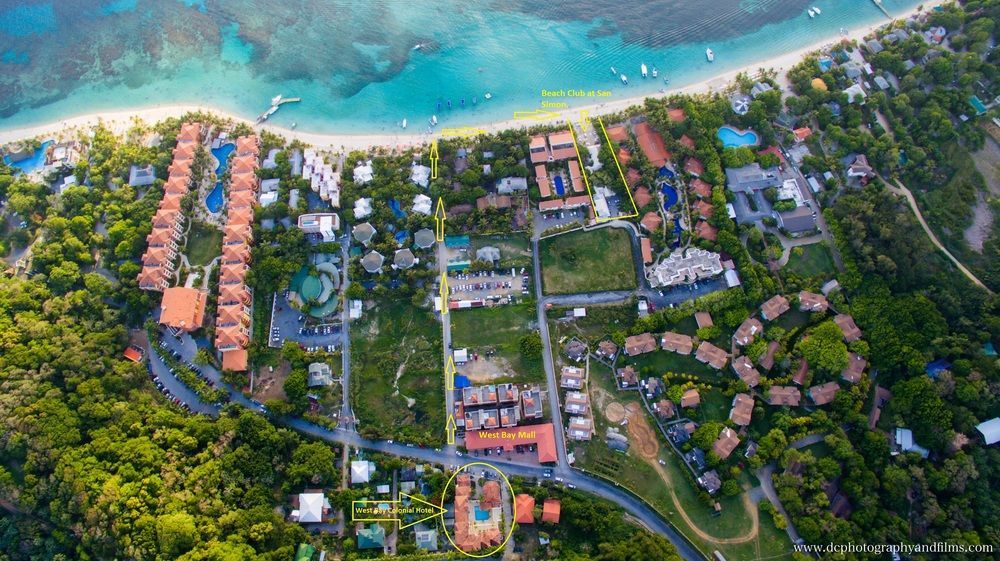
[439, 461, 517, 557]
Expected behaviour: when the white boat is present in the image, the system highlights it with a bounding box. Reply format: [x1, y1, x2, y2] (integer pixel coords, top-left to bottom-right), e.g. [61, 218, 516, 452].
[641, 63, 648, 78]
[401, 118, 407, 129]
[652, 68, 658, 78]
[412, 43, 423, 50]
[430, 115, 438, 125]
[271, 94, 283, 106]
[620, 73, 628, 84]
[706, 48, 715, 62]
[808, 8, 815, 17]
[813, 6, 822, 14]
[610, 66, 617, 75]
[290, 122, 297, 129]
[484, 92, 492, 100]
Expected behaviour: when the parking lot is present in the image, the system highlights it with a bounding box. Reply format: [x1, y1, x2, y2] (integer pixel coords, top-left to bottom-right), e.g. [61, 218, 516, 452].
[269, 291, 343, 351]
[447, 268, 530, 302]
[538, 207, 587, 228]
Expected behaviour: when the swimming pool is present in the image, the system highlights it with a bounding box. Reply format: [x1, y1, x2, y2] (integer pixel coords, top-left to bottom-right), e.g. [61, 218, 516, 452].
[205, 182, 224, 213]
[211, 142, 236, 175]
[717, 126, 760, 148]
[3, 139, 53, 174]
[388, 198, 406, 219]
[554, 175, 565, 197]
[661, 182, 678, 209]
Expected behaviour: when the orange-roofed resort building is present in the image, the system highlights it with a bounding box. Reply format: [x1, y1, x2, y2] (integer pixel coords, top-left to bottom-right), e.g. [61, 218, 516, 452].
[137, 122, 201, 292]
[453, 473, 503, 553]
[214, 134, 260, 373]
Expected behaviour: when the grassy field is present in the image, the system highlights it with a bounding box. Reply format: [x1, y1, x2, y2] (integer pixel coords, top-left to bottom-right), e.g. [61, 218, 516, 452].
[186, 220, 223, 266]
[540, 228, 637, 295]
[472, 233, 532, 268]
[629, 350, 726, 384]
[783, 242, 835, 279]
[350, 300, 444, 445]
[450, 304, 544, 382]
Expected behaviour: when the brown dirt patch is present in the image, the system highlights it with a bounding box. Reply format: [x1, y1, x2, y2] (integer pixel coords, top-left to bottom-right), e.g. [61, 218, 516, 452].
[604, 401, 626, 423]
[254, 360, 290, 402]
[458, 355, 513, 383]
[626, 408, 660, 461]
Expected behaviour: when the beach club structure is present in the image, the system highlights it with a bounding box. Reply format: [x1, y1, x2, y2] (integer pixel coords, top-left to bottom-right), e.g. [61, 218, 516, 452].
[213, 134, 260, 372]
[137, 122, 202, 292]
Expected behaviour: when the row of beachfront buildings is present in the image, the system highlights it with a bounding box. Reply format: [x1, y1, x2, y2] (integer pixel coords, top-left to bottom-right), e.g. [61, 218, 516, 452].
[136, 123, 259, 372]
[137, 122, 202, 292]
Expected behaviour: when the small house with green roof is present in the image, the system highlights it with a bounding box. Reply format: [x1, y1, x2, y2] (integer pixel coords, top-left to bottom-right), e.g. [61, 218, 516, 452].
[357, 523, 386, 549]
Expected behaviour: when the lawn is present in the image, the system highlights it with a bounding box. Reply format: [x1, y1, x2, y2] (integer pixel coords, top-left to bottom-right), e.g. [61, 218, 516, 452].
[539, 228, 637, 295]
[629, 350, 725, 384]
[350, 300, 444, 445]
[450, 304, 544, 382]
[783, 242, 835, 279]
[186, 220, 223, 266]
[472, 233, 532, 268]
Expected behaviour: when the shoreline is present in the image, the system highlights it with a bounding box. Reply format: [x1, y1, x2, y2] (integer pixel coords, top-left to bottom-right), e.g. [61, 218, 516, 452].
[0, 2, 937, 151]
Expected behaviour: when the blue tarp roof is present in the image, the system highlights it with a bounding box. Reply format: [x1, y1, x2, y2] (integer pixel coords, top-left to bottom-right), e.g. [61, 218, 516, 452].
[454, 375, 471, 389]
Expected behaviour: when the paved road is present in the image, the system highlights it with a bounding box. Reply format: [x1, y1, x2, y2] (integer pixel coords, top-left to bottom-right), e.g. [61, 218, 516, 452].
[437, 240, 457, 456]
[286, 419, 703, 561]
[339, 231, 355, 429]
[885, 177, 993, 294]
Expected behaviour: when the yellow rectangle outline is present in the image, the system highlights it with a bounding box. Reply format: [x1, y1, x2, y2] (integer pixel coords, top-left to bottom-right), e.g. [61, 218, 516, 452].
[565, 116, 640, 223]
[351, 499, 398, 523]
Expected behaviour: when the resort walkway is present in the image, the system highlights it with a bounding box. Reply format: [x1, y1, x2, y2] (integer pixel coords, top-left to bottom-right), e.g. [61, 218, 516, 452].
[885, 177, 993, 294]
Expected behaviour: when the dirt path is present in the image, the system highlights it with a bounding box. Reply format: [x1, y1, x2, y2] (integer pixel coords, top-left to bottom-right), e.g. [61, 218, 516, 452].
[625, 407, 760, 545]
[886, 177, 993, 294]
[964, 141, 999, 252]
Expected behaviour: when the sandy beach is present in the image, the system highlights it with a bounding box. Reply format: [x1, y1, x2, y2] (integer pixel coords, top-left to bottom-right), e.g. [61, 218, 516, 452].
[0, 2, 938, 152]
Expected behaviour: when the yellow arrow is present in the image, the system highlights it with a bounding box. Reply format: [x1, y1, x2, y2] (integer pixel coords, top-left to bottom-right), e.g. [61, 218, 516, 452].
[513, 108, 561, 121]
[446, 415, 457, 445]
[445, 356, 457, 391]
[434, 197, 447, 242]
[440, 127, 486, 137]
[580, 109, 590, 123]
[439, 272, 450, 316]
[429, 139, 439, 179]
[351, 494, 447, 528]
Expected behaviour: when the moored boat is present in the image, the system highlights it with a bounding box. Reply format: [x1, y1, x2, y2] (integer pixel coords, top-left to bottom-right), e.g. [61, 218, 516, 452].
[706, 48, 715, 62]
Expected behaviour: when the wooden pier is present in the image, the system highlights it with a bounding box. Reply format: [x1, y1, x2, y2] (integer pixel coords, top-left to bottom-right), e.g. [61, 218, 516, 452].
[872, 0, 891, 18]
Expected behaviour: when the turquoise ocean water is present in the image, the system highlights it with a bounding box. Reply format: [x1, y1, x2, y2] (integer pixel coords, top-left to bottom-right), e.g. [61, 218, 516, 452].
[0, 0, 924, 134]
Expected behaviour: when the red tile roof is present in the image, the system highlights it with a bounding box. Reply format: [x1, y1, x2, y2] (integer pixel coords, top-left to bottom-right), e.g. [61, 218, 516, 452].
[541, 499, 561, 524]
[633, 122, 670, 167]
[464, 423, 557, 463]
[514, 494, 535, 524]
[640, 237, 653, 264]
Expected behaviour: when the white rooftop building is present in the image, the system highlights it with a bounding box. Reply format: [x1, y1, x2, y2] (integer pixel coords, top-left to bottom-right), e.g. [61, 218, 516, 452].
[298, 213, 341, 242]
[411, 162, 432, 188]
[647, 248, 723, 287]
[353, 160, 374, 184]
[412, 193, 433, 215]
[976, 417, 1000, 445]
[351, 460, 376, 484]
[776, 178, 806, 206]
[354, 197, 373, 219]
[293, 492, 331, 523]
[302, 149, 341, 207]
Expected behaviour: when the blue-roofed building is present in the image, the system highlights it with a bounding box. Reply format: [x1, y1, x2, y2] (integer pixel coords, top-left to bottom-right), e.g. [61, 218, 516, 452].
[925, 359, 951, 378]
[454, 375, 472, 389]
[415, 529, 439, 551]
[357, 523, 386, 549]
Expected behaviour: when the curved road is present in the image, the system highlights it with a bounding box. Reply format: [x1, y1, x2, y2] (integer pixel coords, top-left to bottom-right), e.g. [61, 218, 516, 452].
[144, 333, 705, 561]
